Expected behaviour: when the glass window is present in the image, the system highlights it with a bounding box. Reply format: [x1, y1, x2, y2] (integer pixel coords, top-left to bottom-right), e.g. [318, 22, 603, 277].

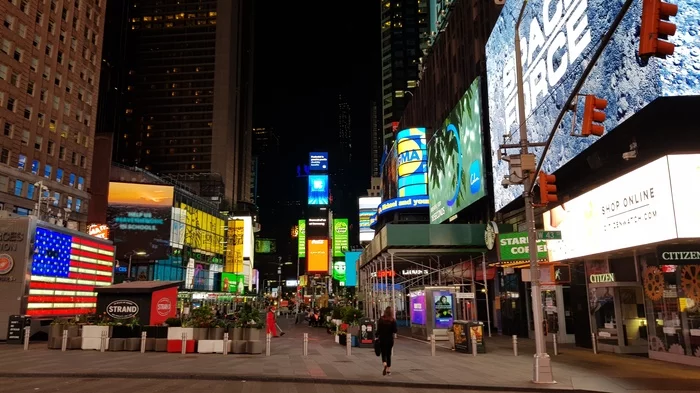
[14, 180, 23, 196]
[17, 154, 26, 170]
[27, 183, 35, 200]
[31, 159, 39, 174]
[77, 176, 84, 190]
[44, 164, 52, 178]
[56, 168, 64, 183]
[53, 192, 60, 206]
[75, 198, 81, 212]
[66, 195, 73, 209]
[69, 173, 76, 187]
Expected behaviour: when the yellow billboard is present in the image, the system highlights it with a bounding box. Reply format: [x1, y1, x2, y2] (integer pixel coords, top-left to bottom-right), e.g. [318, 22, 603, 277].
[180, 203, 225, 254]
[225, 219, 244, 273]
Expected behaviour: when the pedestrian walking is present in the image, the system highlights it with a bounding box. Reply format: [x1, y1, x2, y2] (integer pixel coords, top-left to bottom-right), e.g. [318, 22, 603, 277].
[266, 307, 285, 337]
[377, 306, 397, 376]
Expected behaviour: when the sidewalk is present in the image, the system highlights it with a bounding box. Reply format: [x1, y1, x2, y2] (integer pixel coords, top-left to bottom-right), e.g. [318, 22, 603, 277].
[1, 318, 699, 392]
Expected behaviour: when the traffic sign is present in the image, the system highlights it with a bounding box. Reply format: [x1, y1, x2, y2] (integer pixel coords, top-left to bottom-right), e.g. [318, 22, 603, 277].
[537, 231, 562, 240]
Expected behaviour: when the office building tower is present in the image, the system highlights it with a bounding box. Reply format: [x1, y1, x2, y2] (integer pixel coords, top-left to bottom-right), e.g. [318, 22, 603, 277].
[338, 94, 351, 168]
[111, 0, 254, 205]
[252, 127, 279, 208]
[370, 101, 381, 177]
[379, 0, 429, 146]
[0, 0, 106, 229]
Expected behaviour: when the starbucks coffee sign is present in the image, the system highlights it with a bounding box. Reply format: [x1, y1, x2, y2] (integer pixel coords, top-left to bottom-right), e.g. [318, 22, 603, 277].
[589, 273, 615, 284]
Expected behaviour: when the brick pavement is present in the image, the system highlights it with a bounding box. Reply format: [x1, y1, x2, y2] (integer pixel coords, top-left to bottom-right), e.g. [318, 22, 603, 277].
[1, 318, 699, 392]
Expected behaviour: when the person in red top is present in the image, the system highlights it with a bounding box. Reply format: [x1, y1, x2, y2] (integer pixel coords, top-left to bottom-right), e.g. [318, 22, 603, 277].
[266, 307, 285, 337]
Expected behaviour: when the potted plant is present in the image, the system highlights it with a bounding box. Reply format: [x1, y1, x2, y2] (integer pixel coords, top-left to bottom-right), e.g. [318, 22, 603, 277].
[240, 303, 263, 341]
[124, 318, 142, 351]
[227, 317, 244, 342]
[190, 305, 215, 340]
[209, 319, 227, 340]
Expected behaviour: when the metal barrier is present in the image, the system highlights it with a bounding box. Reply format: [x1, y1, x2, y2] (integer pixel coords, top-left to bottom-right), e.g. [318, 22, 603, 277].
[23, 327, 30, 351]
[140, 331, 147, 353]
[181, 332, 186, 355]
[591, 332, 598, 354]
[512, 335, 518, 356]
[303, 333, 308, 356]
[266, 333, 271, 356]
[100, 331, 106, 352]
[223, 333, 229, 356]
[61, 330, 68, 352]
[346, 334, 351, 356]
[553, 333, 559, 355]
[430, 333, 436, 356]
[471, 335, 477, 357]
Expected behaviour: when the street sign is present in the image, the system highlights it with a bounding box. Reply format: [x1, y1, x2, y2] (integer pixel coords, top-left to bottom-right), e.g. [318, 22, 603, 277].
[537, 231, 562, 240]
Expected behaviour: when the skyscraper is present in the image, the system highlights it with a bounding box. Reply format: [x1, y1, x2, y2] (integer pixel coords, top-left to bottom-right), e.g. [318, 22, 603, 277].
[110, 0, 254, 206]
[379, 0, 429, 146]
[338, 94, 351, 168]
[369, 101, 382, 178]
[0, 0, 107, 229]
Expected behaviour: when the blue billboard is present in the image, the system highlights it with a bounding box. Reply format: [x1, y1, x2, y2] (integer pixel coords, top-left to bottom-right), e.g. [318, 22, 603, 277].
[487, 0, 700, 211]
[344, 251, 361, 287]
[397, 127, 428, 197]
[309, 152, 328, 171]
[307, 175, 329, 205]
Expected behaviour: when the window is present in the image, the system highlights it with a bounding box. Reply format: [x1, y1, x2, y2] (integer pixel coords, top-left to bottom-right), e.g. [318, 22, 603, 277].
[59, 146, 66, 160]
[7, 97, 16, 112]
[13, 48, 23, 62]
[75, 198, 82, 212]
[45, 43, 53, 57]
[30, 57, 38, 72]
[27, 80, 35, 95]
[14, 207, 31, 216]
[14, 180, 23, 197]
[65, 80, 72, 94]
[69, 173, 76, 187]
[60, 30, 66, 42]
[48, 20, 55, 34]
[52, 95, 59, 110]
[1, 38, 11, 55]
[44, 164, 52, 178]
[66, 195, 73, 209]
[35, 135, 43, 151]
[43, 65, 51, 80]
[61, 124, 69, 138]
[77, 176, 84, 191]
[37, 113, 45, 126]
[0, 148, 9, 165]
[40, 88, 47, 102]
[10, 72, 20, 87]
[31, 159, 39, 174]
[27, 183, 35, 200]
[0, 64, 7, 80]
[3, 122, 13, 138]
[17, 154, 26, 170]
[20, 0, 29, 14]
[47, 140, 55, 155]
[49, 118, 57, 132]
[54, 72, 62, 86]
[63, 102, 70, 115]
[33, 34, 41, 47]
[3, 15, 15, 30]
[24, 106, 32, 120]
[57, 50, 64, 65]
[0, 175, 7, 193]
[80, 155, 86, 168]
[21, 130, 29, 145]
[71, 152, 77, 165]
[56, 168, 64, 183]
[18, 23, 27, 38]
[52, 192, 60, 206]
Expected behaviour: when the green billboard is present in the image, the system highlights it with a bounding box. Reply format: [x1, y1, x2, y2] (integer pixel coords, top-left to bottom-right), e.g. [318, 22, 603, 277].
[332, 218, 349, 257]
[498, 232, 548, 261]
[221, 272, 245, 293]
[298, 219, 305, 257]
[428, 78, 485, 224]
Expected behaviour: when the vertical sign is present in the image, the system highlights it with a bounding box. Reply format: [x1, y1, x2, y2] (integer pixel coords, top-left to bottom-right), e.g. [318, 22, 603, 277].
[297, 219, 306, 257]
[233, 220, 244, 273]
[332, 218, 349, 257]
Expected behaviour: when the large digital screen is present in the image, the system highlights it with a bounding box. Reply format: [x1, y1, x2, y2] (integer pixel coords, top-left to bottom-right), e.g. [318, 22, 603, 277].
[231, 216, 253, 259]
[428, 78, 485, 224]
[429, 0, 451, 39]
[107, 182, 173, 259]
[410, 291, 426, 325]
[344, 251, 361, 287]
[179, 203, 225, 255]
[358, 197, 381, 242]
[308, 175, 329, 205]
[397, 127, 428, 197]
[221, 272, 245, 294]
[309, 152, 329, 171]
[332, 218, 349, 257]
[487, 0, 700, 212]
[433, 291, 454, 329]
[380, 145, 398, 202]
[297, 219, 306, 257]
[307, 239, 329, 273]
[332, 260, 346, 282]
[254, 238, 276, 254]
[225, 219, 244, 274]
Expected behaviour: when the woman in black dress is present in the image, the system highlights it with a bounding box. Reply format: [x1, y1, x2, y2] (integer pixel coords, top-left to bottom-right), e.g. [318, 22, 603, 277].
[377, 306, 398, 375]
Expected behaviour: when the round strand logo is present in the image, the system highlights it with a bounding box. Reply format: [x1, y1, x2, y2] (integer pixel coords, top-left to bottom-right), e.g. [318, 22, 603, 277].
[0, 254, 14, 275]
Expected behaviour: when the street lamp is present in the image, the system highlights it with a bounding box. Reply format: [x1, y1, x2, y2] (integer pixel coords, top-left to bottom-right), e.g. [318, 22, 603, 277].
[126, 250, 147, 279]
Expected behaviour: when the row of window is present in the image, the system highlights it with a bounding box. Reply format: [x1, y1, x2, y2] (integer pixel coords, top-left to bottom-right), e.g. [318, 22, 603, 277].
[2, 121, 89, 167]
[0, 175, 83, 212]
[0, 148, 87, 190]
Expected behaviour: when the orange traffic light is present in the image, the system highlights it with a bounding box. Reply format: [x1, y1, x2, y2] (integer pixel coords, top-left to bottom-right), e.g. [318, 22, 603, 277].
[639, 0, 678, 58]
[538, 172, 558, 205]
[581, 95, 608, 137]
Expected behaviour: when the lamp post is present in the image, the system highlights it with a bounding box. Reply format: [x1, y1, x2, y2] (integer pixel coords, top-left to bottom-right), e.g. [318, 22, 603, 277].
[127, 251, 147, 279]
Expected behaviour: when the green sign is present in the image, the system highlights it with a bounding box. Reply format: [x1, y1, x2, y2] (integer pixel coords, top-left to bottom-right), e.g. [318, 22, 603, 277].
[332, 260, 346, 282]
[298, 220, 306, 257]
[428, 78, 485, 224]
[332, 218, 349, 257]
[537, 230, 562, 240]
[499, 232, 548, 261]
[221, 272, 245, 293]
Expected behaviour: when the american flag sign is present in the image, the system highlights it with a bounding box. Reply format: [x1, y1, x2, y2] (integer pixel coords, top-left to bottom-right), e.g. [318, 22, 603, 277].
[28, 227, 115, 317]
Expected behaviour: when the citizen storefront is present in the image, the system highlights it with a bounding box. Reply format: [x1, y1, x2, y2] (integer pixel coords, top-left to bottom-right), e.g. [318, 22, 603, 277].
[541, 154, 700, 366]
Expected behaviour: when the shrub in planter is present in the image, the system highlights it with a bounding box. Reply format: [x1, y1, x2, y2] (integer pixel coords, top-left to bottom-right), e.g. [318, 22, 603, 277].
[145, 325, 168, 339]
[209, 319, 227, 340]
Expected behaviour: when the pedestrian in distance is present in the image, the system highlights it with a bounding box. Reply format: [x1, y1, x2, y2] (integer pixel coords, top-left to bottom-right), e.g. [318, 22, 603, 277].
[377, 306, 397, 376]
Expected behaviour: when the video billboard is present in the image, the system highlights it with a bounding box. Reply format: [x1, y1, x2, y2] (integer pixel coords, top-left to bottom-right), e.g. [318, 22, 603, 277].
[344, 251, 361, 287]
[254, 238, 276, 254]
[225, 219, 244, 273]
[332, 260, 346, 282]
[107, 182, 173, 259]
[221, 272, 245, 294]
[231, 216, 253, 259]
[307, 238, 329, 273]
[358, 197, 381, 242]
[332, 218, 349, 257]
[487, 0, 700, 211]
[308, 175, 329, 205]
[297, 219, 306, 257]
[309, 152, 329, 171]
[180, 203, 225, 255]
[428, 78, 485, 224]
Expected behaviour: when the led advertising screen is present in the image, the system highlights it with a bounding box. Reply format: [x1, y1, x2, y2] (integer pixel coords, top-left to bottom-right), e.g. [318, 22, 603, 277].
[297, 219, 306, 257]
[254, 238, 277, 254]
[107, 182, 174, 259]
[344, 251, 361, 287]
[231, 216, 253, 258]
[410, 291, 426, 325]
[221, 272, 245, 294]
[332, 260, 346, 282]
[307, 239, 329, 273]
[433, 291, 454, 329]
[428, 78, 485, 224]
[332, 218, 349, 257]
[309, 152, 329, 171]
[179, 203, 225, 255]
[308, 175, 329, 205]
[358, 197, 381, 242]
[487, 0, 700, 212]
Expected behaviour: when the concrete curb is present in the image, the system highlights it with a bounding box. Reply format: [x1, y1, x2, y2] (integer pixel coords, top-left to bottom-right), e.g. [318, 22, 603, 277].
[0, 372, 601, 392]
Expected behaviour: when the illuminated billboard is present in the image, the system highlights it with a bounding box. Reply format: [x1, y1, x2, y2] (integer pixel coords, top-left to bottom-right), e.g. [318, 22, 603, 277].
[180, 203, 225, 255]
[107, 182, 173, 259]
[231, 216, 253, 259]
[298, 219, 306, 257]
[225, 219, 244, 273]
[332, 218, 349, 257]
[255, 238, 277, 254]
[308, 175, 329, 205]
[359, 197, 380, 242]
[309, 152, 329, 171]
[307, 239, 329, 273]
[487, 0, 700, 211]
[428, 78, 485, 224]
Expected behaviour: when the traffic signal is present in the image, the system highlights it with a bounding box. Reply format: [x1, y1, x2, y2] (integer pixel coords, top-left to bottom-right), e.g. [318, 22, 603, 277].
[581, 95, 608, 137]
[538, 172, 558, 205]
[639, 0, 678, 58]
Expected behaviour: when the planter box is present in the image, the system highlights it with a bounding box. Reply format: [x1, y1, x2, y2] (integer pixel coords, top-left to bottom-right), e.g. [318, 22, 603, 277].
[228, 327, 244, 341]
[82, 325, 110, 339]
[348, 326, 360, 337]
[197, 340, 231, 354]
[112, 325, 141, 339]
[244, 328, 261, 341]
[155, 339, 168, 352]
[109, 338, 125, 351]
[231, 340, 246, 354]
[166, 339, 195, 353]
[125, 338, 141, 351]
[192, 328, 209, 341]
[209, 327, 225, 340]
[338, 334, 347, 346]
[246, 340, 262, 354]
[167, 327, 194, 340]
[50, 325, 80, 338]
[145, 338, 156, 351]
[81, 337, 110, 351]
[145, 326, 168, 339]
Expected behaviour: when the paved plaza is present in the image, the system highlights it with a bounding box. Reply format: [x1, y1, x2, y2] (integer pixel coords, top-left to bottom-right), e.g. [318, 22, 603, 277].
[1, 319, 699, 392]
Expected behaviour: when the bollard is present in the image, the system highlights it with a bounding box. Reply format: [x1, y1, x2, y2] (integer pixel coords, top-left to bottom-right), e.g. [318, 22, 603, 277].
[471, 335, 477, 357]
[140, 331, 147, 353]
[346, 334, 352, 356]
[181, 332, 186, 355]
[61, 329, 68, 352]
[553, 333, 559, 356]
[100, 331, 106, 352]
[23, 327, 30, 351]
[266, 333, 271, 356]
[591, 332, 598, 355]
[512, 335, 518, 356]
[223, 332, 229, 356]
[430, 333, 436, 357]
[303, 333, 308, 356]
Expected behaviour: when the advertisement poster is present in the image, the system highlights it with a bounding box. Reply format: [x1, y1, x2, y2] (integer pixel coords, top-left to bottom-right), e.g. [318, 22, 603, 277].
[107, 182, 174, 259]
[309, 152, 328, 171]
[297, 219, 306, 257]
[428, 78, 485, 224]
[332, 218, 349, 257]
[410, 291, 426, 325]
[180, 203, 225, 255]
[396, 128, 428, 198]
[433, 291, 453, 329]
[358, 197, 380, 242]
[308, 175, 329, 205]
[332, 260, 346, 282]
[498, 231, 548, 261]
[225, 220, 244, 273]
[255, 238, 276, 254]
[344, 251, 361, 287]
[307, 239, 328, 273]
[221, 272, 245, 294]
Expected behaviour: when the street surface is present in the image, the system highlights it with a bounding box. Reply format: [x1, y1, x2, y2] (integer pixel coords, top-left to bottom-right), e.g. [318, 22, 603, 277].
[1, 318, 699, 392]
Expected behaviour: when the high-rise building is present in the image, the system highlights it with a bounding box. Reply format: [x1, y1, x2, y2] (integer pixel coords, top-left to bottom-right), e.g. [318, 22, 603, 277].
[110, 0, 254, 206]
[379, 0, 429, 147]
[252, 127, 279, 208]
[369, 101, 381, 177]
[0, 0, 106, 229]
[338, 94, 351, 168]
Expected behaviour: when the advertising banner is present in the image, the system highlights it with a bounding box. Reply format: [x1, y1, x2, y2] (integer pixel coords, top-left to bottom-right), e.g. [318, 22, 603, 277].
[498, 231, 548, 261]
[107, 182, 173, 259]
[359, 197, 380, 242]
[428, 78, 485, 224]
[298, 219, 306, 257]
[332, 260, 346, 282]
[487, 0, 700, 212]
[344, 251, 361, 287]
[221, 272, 245, 294]
[308, 175, 329, 205]
[225, 219, 244, 273]
[231, 216, 253, 259]
[254, 238, 276, 254]
[397, 128, 428, 198]
[180, 203, 225, 255]
[309, 152, 329, 171]
[332, 218, 349, 257]
[307, 239, 329, 273]
[433, 291, 454, 329]
[380, 145, 398, 202]
[410, 291, 426, 325]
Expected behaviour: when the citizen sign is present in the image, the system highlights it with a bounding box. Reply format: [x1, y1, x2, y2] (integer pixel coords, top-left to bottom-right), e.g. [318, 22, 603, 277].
[106, 300, 139, 319]
[660, 251, 700, 262]
[589, 273, 615, 284]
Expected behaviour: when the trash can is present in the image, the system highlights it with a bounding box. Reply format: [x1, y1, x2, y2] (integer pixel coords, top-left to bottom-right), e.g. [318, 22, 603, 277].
[358, 318, 376, 348]
[466, 321, 486, 354]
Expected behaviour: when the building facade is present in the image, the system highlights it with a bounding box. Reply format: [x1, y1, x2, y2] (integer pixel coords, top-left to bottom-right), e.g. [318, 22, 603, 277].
[0, 0, 106, 229]
[369, 101, 382, 178]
